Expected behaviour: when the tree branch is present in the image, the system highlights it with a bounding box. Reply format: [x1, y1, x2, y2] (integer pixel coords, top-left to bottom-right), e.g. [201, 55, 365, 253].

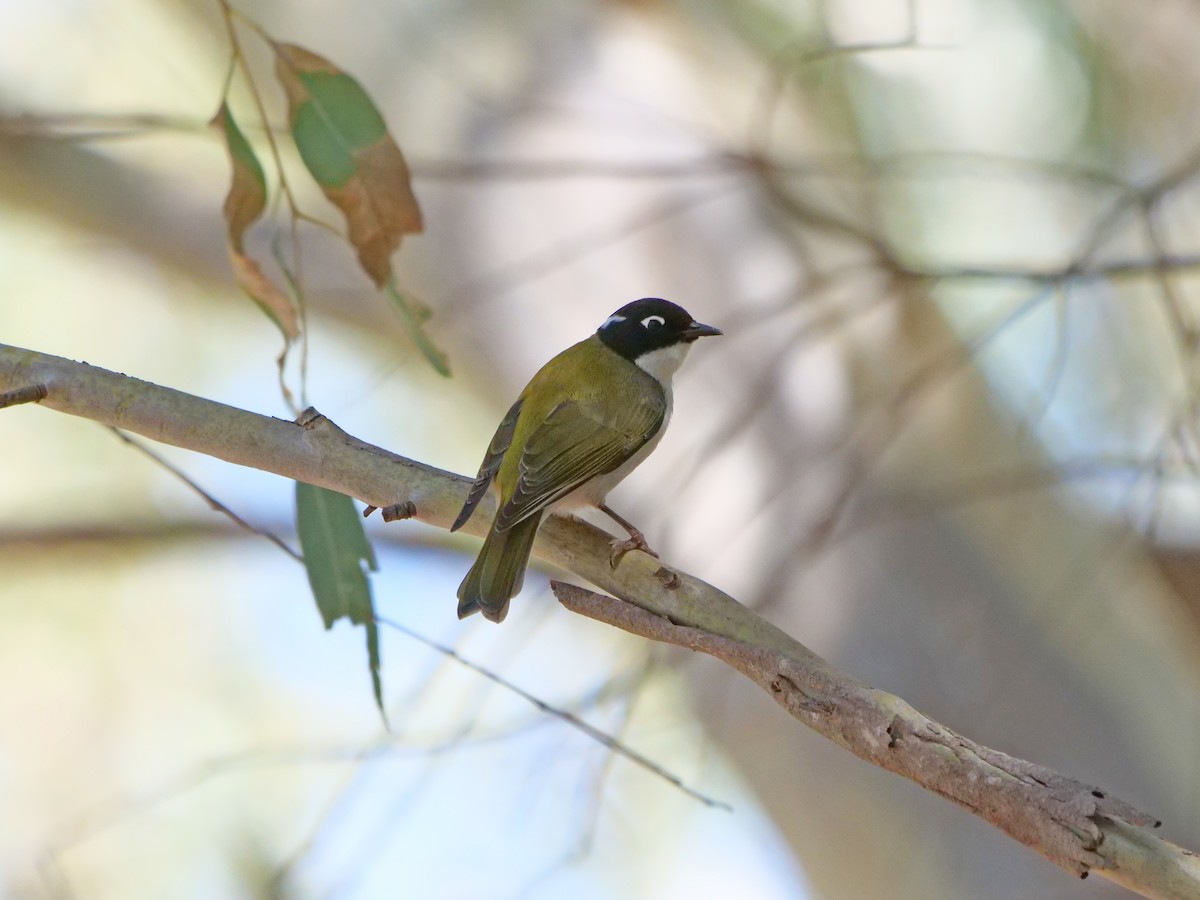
[554, 583, 1200, 898]
[1, 341, 1195, 897]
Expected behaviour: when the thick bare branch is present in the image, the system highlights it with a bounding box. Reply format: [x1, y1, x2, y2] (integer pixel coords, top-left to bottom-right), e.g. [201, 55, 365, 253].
[1, 341, 1194, 897]
[554, 583, 1200, 898]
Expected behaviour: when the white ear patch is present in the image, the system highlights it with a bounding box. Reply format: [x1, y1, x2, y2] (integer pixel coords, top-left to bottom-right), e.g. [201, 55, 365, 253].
[641, 315, 665, 329]
[601, 314, 626, 329]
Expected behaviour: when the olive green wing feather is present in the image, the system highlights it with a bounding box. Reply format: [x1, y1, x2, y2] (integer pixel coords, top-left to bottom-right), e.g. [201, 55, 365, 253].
[493, 396, 664, 532]
[451, 399, 523, 532]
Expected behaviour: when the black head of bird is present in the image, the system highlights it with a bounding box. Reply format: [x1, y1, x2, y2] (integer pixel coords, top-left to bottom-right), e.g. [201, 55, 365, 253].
[451, 297, 722, 623]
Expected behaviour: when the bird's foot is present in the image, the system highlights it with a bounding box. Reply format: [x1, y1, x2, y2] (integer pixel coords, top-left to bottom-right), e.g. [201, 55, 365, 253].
[609, 530, 659, 568]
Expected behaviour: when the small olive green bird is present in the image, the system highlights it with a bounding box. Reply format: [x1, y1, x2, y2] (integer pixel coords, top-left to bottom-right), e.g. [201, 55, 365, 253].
[451, 298, 722, 623]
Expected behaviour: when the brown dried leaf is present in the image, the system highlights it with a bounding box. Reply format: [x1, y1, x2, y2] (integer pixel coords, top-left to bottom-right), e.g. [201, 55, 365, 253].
[229, 248, 300, 341]
[212, 103, 267, 253]
[273, 42, 423, 287]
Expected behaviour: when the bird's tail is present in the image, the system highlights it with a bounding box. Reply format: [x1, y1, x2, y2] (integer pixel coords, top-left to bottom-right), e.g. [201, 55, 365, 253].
[456, 513, 543, 623]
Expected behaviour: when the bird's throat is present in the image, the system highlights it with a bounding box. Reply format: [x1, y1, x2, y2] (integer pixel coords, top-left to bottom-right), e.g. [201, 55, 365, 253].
[635, 342, 691, 385]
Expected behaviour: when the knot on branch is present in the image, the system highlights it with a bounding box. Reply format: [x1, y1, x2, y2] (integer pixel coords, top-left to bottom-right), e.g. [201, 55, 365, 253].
[380, 501, 417, 522]
[654, 566, 681, 590]
[295, 407, 353, 442]
[770, 673, 836, 716]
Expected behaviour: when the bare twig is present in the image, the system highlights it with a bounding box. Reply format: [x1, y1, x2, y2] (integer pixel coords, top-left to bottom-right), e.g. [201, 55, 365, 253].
[376, 615, 728, 810]
[106, 411, 726, 808]
[109, 427, 303, 560]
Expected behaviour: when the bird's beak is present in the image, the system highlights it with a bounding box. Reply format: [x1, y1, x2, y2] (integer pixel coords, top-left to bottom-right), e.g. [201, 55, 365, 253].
[682, 321, 723, 341]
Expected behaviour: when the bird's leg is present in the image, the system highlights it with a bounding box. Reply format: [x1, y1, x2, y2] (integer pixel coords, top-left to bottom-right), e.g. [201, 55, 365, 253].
[599, 504, 659, 568]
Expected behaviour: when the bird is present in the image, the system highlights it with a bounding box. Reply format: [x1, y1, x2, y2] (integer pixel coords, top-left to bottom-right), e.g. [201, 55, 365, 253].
[451, 297, 722, 623]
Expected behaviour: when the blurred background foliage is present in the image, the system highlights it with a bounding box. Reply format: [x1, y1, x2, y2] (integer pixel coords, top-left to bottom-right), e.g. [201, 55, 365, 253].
[2, 0, 1199, 897]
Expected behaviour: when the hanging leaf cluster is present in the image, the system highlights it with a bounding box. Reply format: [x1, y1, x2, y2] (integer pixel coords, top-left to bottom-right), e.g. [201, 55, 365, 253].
[213, 38, 446, 374]
[210, 30, 451, 720]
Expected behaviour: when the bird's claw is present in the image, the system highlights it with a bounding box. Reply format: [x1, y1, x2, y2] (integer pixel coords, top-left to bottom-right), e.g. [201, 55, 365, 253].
[608, 532, 659, 568]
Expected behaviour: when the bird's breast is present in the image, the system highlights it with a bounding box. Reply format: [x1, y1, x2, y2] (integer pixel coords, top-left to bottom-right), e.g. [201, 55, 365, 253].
[551, 386, 673, 512]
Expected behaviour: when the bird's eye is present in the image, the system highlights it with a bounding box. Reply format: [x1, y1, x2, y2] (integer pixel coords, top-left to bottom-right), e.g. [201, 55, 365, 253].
[641, 315, 665, 330]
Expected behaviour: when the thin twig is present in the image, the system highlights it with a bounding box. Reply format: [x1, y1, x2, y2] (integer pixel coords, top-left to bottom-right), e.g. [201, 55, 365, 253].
[115, 438, 724, 808]
[109, 427, 302, 560]
[107, 414, 727, 811]
[376, 615, 729, 810]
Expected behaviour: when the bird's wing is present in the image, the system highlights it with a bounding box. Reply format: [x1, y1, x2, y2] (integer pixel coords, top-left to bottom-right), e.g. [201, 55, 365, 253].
[494, 394, 664, 532]
[450, 399, 524, 532]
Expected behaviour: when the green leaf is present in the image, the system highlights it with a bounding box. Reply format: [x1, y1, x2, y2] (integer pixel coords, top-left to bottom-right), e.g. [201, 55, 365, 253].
[386, 282, 451, 377]
[295, 481, 386, 719]
[273, 42, 423, 288]
[290, 72, 386, 187]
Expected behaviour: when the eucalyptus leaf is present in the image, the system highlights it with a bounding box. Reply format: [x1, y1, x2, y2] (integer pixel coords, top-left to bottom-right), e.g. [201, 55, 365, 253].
[295, 481, 386, 719]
